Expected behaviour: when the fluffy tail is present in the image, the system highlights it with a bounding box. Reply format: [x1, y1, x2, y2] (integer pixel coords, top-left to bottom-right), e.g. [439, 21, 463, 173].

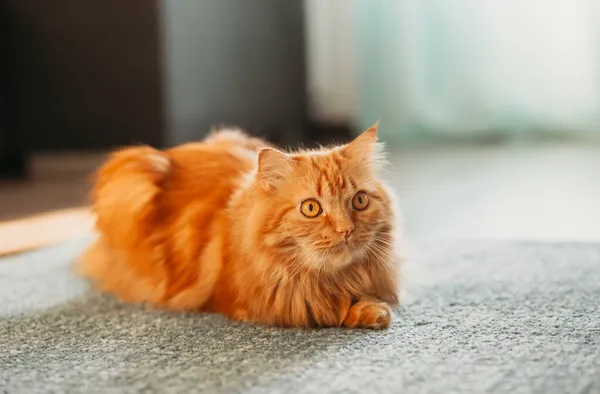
[76, 146, 171, 304]
[91, 146, 170, 250]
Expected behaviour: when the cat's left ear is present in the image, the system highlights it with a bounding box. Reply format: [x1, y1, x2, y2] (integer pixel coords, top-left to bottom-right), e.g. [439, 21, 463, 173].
[343, 121, 384, 166]
[257, 148, 293, 191]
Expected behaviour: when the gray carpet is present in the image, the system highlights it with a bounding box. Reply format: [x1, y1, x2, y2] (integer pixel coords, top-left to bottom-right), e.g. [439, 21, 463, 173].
[1, 239, 599, 394]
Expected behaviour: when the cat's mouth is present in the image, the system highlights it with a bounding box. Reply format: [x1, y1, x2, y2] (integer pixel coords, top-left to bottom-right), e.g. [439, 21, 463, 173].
[330, 239, 363, 258]
[308, 238, 364, 264]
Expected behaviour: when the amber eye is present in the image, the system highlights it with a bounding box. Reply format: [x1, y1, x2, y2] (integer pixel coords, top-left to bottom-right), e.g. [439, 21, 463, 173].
[352, 191, 369, 210]
[300, 199, 322, 218]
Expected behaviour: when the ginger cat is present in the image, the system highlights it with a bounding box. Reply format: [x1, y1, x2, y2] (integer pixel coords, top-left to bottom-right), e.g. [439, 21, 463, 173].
[78, 123, 401, 329]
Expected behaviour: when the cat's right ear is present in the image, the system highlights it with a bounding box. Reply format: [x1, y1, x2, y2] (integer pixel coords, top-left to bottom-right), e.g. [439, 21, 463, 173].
[257, 148, 293, 191]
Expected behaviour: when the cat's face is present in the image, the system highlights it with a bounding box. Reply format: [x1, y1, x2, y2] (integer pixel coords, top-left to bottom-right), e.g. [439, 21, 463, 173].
[256, 124, 395, 272]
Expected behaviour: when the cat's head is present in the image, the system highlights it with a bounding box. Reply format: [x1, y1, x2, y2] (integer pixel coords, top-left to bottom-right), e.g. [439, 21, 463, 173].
[253, 123, 396, 272]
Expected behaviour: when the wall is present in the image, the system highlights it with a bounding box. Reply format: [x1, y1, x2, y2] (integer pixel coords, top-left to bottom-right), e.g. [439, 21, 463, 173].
[2, 0, 164, 150]
[304, 0, 357, 125]
[160, 0, 308, 145]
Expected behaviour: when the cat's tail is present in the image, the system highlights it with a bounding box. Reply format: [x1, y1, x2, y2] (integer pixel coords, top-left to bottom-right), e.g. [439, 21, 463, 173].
[76, 146, 170, 305]
[90, 146, 169, 250]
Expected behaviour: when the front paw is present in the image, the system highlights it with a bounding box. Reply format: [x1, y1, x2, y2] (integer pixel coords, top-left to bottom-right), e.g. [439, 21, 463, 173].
[343, 298, 392, 330]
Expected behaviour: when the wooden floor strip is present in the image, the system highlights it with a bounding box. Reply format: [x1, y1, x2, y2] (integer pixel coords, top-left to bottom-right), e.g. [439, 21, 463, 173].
[0, 207, 95, 257]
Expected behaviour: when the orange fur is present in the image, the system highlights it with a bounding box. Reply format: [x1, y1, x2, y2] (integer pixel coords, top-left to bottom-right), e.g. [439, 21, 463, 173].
[78, 124, 402, 329]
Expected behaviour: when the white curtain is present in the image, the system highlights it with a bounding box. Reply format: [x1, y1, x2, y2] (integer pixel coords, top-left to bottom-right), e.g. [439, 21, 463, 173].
[352, 0, 600, 141]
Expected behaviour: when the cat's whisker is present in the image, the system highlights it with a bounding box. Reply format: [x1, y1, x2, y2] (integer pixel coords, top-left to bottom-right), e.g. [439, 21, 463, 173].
[371, 238, 395, 248]
[364, 243, 391, 268]
[370, 234, 394, 243]
[368, 245, 393, 263]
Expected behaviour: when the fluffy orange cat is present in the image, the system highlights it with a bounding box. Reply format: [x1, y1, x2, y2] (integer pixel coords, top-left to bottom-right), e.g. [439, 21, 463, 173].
[78, 123, 401, 329]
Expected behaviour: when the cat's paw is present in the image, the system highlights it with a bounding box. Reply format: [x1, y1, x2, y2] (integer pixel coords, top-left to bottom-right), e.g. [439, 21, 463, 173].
[343, 299, 392, 330]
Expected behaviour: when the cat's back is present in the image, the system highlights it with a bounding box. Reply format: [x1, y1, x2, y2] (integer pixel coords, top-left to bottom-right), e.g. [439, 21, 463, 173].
[163, 140, 257, 208]
[91, 132, 262, 241]
[159, 130, 269, 226]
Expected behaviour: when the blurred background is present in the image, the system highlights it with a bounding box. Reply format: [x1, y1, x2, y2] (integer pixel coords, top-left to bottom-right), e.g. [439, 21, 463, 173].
[1, 0, 599, 242]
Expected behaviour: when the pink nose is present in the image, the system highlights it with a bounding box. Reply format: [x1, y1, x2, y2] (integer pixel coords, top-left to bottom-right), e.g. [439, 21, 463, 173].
[336, 226, 354, 239]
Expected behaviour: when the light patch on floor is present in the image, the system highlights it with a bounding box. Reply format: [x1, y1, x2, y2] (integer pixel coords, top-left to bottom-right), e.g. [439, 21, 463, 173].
[388, 142, 600, 241]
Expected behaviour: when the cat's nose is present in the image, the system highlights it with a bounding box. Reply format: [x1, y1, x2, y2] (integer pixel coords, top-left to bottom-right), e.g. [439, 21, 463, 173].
[336, 226, 354, 239]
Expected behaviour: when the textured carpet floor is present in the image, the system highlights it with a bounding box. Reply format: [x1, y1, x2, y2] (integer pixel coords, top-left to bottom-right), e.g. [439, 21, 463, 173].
[0, 239, 599, 394]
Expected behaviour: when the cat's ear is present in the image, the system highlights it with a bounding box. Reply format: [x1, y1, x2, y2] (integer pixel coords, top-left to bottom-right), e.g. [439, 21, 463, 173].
[258, 148, 293, 191]
[344, 121, 384, 166]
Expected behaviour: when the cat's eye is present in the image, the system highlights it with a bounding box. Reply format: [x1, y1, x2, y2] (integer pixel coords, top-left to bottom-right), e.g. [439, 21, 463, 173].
[352, 191, 369, 211]
[300, 199, 322, 218]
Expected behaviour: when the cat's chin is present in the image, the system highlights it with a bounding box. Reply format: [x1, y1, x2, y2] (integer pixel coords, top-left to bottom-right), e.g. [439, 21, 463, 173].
[323, 243, 366, 270]
[298, 240, 369, 272]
